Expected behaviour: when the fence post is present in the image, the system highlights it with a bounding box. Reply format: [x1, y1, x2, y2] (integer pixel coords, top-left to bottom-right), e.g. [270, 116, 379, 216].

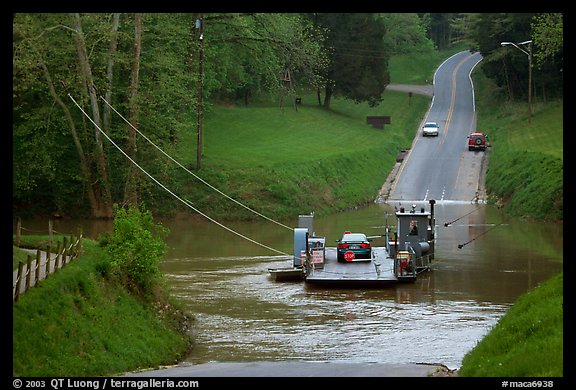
[25, 255, 32, 293]
[72, 234, 77, 259]
[35, 250, 41, 287]
[45, 244, 51, 279]
[70, 234, 75, 259]
[78, 232, 83, 256]
[14, 262, 24, 302]
[16, 217, 21, 247]
[62, 237, 68, 267]
[55, 241, 61, 271]
[48, 218, 53, 249]
[78, 227, 83, 256]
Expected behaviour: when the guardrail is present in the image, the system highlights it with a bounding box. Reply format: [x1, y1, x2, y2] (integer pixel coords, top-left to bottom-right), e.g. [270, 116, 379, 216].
[13, 233, 83, 302]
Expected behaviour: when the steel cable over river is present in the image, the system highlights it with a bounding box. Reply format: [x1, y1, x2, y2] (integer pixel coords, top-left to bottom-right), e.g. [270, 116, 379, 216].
[100, 96, 293, 232]
[68, 94, 291, 257]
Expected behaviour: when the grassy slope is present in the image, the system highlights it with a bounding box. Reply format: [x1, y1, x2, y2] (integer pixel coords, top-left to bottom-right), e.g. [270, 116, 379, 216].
[456, 61, 563, 377]
[12, 239, 193, 377]
[458, 273, 563, 377]
[473, 70, 563, 221]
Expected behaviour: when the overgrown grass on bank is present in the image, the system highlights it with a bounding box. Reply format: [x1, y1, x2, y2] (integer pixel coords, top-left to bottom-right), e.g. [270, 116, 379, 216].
[472, 69, 563, 221]
[12, 238, 194, 377]
[458, 272, 563, 377]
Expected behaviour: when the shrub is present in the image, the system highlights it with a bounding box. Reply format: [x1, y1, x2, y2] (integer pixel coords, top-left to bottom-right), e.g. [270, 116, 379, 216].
[103, 204, 169, 296]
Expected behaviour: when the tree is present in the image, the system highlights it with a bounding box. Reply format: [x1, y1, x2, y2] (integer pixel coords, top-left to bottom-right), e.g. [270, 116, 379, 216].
[315, 13, 390, 109]
[13, 13, 194, 217]
[123, 13, 143, 206]
[103, 204, 169, 295]
[71, 13, 114, 218]
[531, 13, 563, 102]
[427, 13, 454, 51]
[467, 13, 562, 103]
[12, 13, 332, 217]
[531, 13, 563, 67]
[377, 13, 434, 55]
[200, 13, 328, 105]
[13, 13, 119, 218]
[103, 13, 120, 135]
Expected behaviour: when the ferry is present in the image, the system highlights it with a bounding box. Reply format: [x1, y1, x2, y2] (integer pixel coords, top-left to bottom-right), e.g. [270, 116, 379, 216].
[269, 200, 436, 286]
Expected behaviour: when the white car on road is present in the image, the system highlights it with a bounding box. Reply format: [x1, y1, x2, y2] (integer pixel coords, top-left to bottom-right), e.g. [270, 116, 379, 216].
[422, 121, 439, 137]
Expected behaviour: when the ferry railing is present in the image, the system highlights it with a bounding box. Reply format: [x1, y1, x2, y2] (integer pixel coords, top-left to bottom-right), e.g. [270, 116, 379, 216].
[395, 250, 417, 279]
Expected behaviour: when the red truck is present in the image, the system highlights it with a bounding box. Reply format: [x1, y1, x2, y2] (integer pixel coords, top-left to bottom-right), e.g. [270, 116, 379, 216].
[467, 132, 488, 151]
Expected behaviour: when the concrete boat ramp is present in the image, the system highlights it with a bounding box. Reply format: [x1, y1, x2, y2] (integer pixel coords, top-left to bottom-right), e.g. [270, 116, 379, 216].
[126, 361, 456, 377]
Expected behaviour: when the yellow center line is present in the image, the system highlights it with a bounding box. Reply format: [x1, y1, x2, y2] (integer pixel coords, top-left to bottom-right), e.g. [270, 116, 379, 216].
[389, 52, 477, 199]
[441, 56, 466, 145]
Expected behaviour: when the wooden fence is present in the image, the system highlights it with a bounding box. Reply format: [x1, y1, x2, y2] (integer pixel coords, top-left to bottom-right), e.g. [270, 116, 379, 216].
[13, 227, 83, 302]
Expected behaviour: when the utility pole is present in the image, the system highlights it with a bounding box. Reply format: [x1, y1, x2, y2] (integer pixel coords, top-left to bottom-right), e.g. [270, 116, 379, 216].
[196, 14, 204, 170]
[501, 40, 533, 124]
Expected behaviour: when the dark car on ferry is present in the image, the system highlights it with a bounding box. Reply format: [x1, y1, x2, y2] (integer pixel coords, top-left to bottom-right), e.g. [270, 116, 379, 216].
[336, 232, 372, 262]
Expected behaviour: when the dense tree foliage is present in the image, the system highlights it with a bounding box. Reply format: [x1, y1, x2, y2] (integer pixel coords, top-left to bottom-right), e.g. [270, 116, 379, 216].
[100, 204, 169, 295]
[464, 13, 563, 102]
[313, 13, 390, 108]
[531, 13, 563, 67]
[377, 13, 434, 55]
[426, 13, 454, 51]
[13, 13, 328, 217]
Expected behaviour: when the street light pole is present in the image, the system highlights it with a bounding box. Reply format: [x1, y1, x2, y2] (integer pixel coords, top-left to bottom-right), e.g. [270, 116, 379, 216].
[501, 40, 533, 123]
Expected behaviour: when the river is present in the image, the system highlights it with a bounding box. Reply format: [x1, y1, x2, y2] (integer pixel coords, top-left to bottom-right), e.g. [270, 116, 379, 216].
[15, 201, 563, 370]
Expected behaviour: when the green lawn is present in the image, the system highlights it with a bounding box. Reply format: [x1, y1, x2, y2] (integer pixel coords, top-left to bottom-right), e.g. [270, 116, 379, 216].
[389, 43, 470, 84]
[169, 90, 431, 219]
[180, 91, 428, 168]
[490, 100, 563, 160]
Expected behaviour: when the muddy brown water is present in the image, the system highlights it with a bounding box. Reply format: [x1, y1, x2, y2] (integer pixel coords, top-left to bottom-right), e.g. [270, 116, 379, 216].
[16, 202, 562, 370]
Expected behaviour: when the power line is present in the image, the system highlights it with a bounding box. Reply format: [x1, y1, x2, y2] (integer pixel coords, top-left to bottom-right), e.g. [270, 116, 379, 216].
[100, 96, 294, 231]
[443, 204, 486, 227]
[68, 94, 290, 257]
[457, 224, 502, 249]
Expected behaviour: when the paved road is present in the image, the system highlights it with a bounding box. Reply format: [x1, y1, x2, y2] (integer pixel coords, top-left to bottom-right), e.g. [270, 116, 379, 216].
[126, 361, 456, 377]
[386, 83, 434, 97]
[388, 51, 485, 203]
